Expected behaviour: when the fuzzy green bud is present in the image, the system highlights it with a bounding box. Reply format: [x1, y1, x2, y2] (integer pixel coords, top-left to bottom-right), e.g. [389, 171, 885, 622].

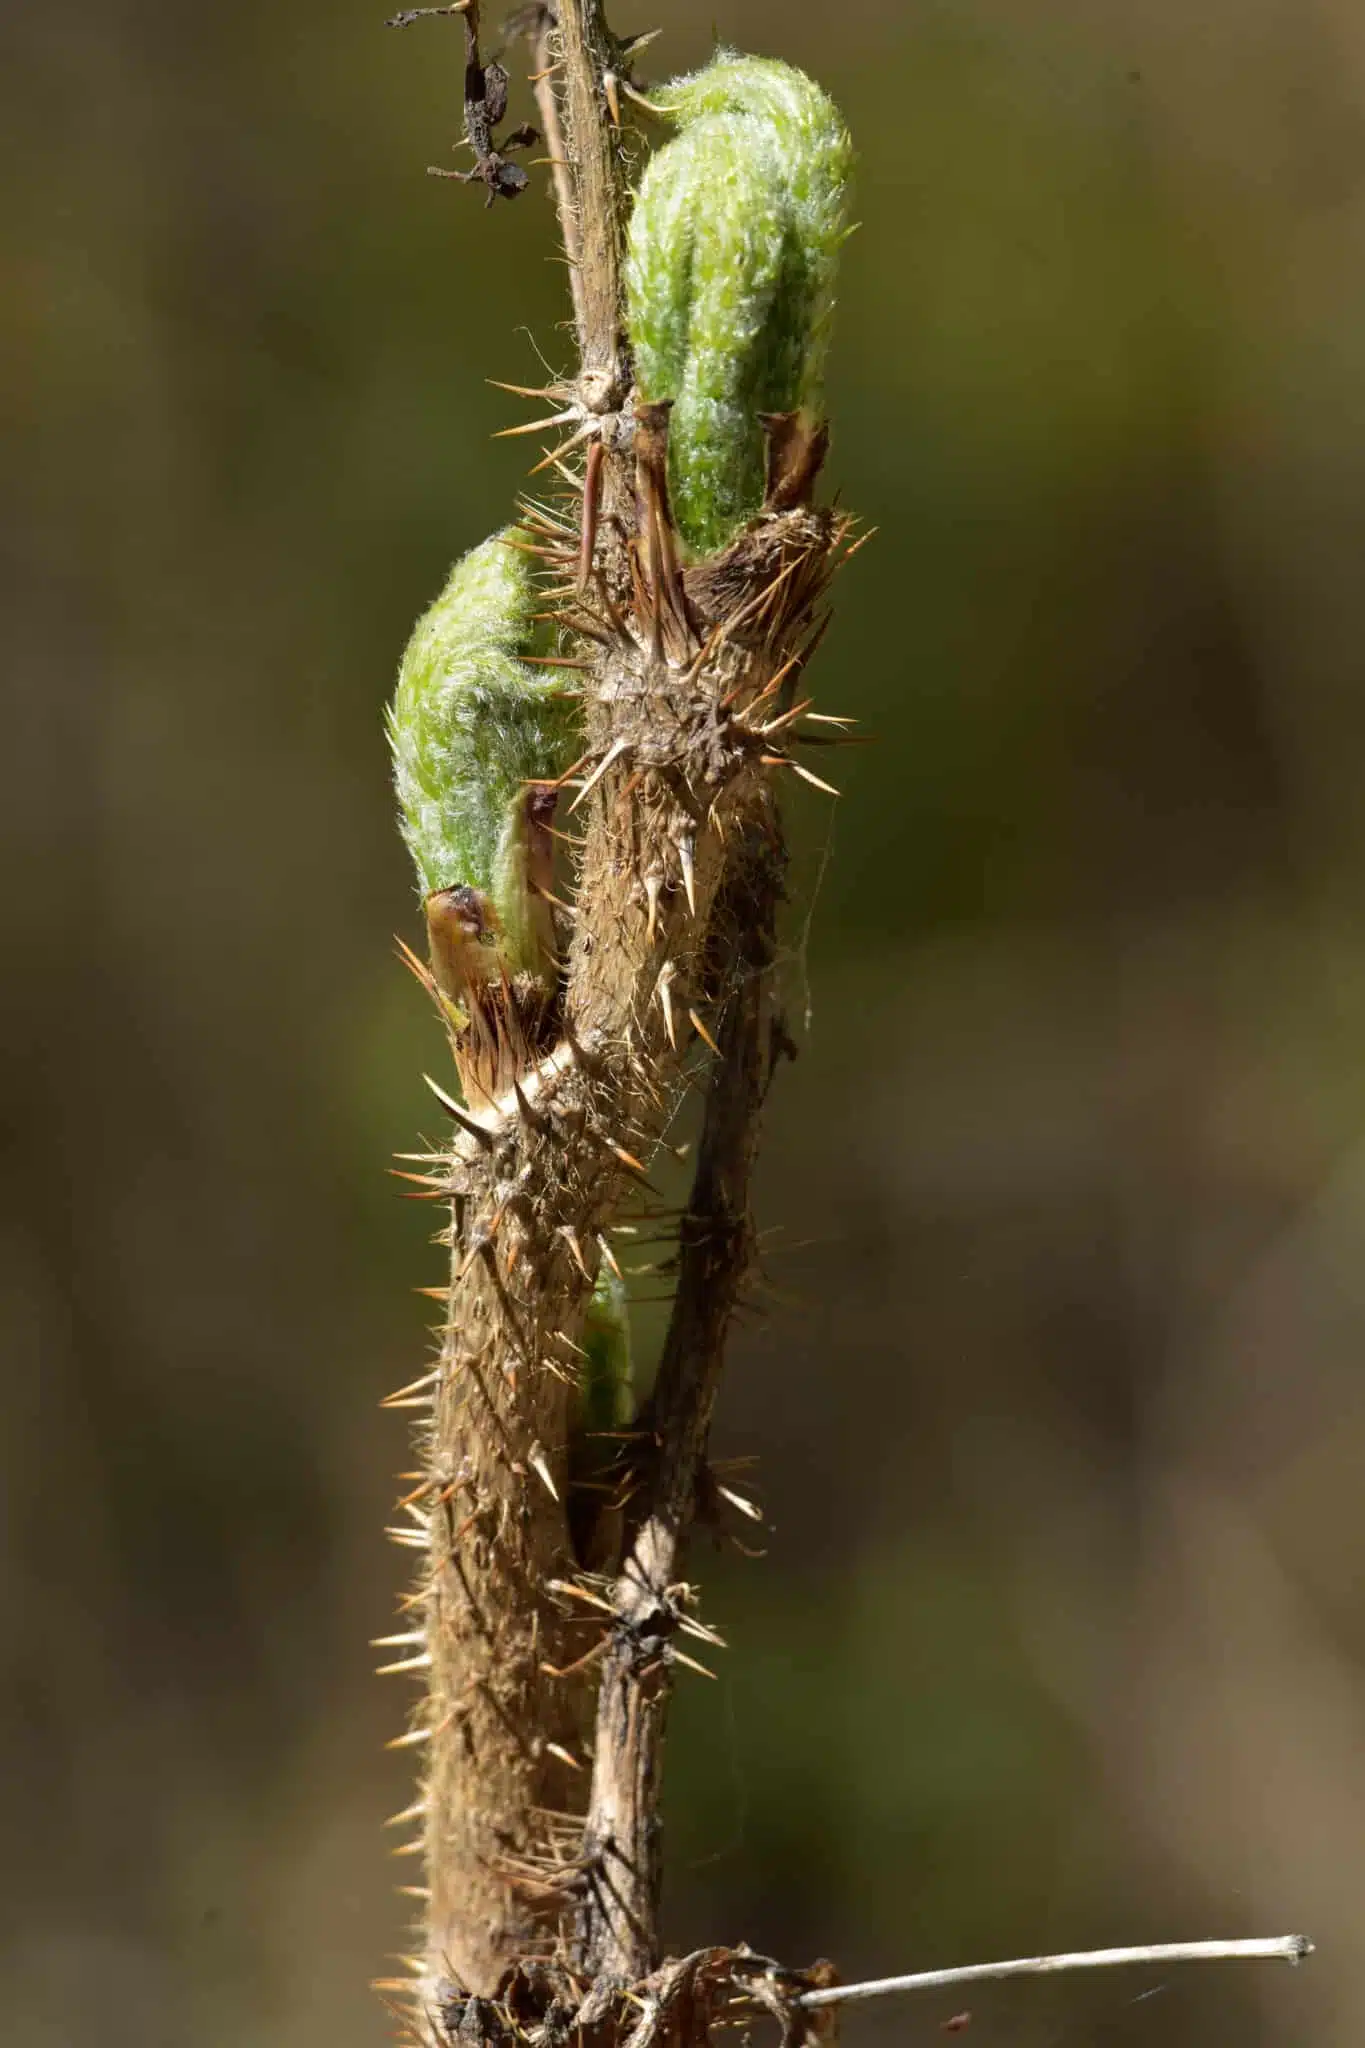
[388, 530, 574, 985]
[625, 52, 852, 556]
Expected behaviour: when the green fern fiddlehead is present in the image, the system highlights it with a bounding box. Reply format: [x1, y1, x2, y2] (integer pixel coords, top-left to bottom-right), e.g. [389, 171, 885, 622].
[625, 52, 853, 557]
[388, 529, 574, 1011]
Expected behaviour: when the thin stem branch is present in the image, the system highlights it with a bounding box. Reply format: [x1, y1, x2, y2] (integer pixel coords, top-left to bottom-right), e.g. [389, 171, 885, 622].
[553, 0, 628, 387]
[797, 1935, 1315, 2009]
[523, 7, 586, 338]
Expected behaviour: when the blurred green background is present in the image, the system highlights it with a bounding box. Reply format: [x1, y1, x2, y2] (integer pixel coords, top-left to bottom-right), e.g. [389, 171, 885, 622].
[5, 0, 1365, 2040]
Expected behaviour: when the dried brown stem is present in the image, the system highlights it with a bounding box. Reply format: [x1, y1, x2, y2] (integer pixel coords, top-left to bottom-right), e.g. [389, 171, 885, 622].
[799, 1937, 1315, 2008]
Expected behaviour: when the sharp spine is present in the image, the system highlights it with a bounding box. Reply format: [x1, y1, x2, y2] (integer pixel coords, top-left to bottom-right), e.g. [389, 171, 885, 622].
[422, 1074, 493, 1148]
[677, 836, 697, 916]
[527, 1443, 560, 1501]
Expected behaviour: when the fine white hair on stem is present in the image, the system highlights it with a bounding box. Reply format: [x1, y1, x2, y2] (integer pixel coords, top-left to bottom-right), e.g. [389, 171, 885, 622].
[796, 1934, 1315, 2009]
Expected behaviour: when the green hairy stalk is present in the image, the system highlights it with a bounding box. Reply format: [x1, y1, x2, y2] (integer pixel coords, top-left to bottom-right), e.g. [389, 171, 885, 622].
[625, 52, 853, 555]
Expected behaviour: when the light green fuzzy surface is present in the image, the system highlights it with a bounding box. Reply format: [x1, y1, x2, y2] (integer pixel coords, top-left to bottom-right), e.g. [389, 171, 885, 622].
[387, 531, 574, 922]
[625, 52, 853, 556]
[577, 1267, 634, 1439]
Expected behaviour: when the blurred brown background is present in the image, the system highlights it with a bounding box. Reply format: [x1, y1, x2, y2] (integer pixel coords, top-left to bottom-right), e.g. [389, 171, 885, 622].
[5, 0, 1365, 2040]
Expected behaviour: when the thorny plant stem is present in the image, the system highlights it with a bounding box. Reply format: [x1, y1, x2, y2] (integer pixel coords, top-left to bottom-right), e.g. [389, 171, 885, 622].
[798, 1936, 1315, 2007]
[578, 813, 784, 1979]
[382, 9, 1318, 2037]
[398, 5, 848, 2009]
